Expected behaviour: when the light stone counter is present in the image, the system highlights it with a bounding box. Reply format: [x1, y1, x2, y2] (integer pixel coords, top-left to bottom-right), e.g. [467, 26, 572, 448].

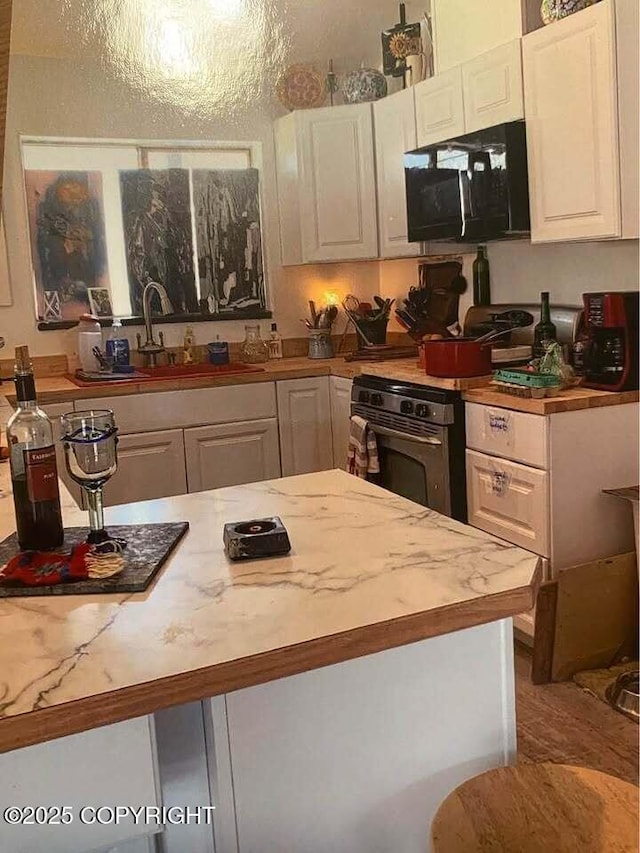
[0, 467, 539, 752]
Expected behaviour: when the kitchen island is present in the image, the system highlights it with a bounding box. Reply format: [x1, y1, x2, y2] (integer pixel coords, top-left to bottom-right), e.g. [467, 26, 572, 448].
[0, 469, 539, 853]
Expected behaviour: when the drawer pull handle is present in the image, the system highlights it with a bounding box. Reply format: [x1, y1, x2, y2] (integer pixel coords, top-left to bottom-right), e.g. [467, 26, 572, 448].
[489, 469, 511, 497]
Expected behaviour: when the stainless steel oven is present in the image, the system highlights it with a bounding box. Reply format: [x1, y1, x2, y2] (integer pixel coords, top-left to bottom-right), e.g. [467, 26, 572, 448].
[351, 376, 467, 521]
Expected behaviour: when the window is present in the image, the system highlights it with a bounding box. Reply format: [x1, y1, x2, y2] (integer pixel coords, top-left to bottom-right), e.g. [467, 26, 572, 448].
[21, 137, 269, 327]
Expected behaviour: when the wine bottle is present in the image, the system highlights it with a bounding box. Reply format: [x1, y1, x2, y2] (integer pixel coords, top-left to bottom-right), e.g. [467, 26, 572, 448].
[533, 292, 557, 360]
[6, 346, 64, 551]
[472, 246, 491, 306]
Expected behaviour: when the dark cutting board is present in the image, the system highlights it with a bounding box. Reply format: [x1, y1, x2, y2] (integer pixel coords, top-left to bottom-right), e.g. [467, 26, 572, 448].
[0, 522, 189, 597]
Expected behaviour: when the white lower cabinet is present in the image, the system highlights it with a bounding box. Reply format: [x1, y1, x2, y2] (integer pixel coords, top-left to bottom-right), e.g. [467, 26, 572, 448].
[466, 400, 640, 638]
[466, 449, 550, 557]
[0, 717, 160, 853]
[329, 376, 353, 470]
[277, 377, 333, 476]
[104, 429, 187, 507]
[185, 419, 280, 492]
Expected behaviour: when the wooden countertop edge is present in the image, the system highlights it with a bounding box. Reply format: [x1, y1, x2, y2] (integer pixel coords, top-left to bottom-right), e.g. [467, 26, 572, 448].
[6, 362, 360, 405]
[462, 387, 640, 415]
[0, 565, 540, 754]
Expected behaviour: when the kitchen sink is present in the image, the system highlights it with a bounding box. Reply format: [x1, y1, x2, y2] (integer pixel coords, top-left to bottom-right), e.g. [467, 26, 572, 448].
[67, 362, 265, 386]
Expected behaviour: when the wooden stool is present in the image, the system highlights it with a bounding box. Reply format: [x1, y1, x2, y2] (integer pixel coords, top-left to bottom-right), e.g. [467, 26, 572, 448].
[431, 763, 639, 852]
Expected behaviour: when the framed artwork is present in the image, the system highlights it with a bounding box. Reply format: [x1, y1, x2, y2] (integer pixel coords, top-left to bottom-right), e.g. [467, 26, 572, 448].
[24, 170, 111, 322]
[193, 168, 266, 315]
[88, 287, 113, 318]
[43, 291, 62, 321]
[119, 169, 197, 317]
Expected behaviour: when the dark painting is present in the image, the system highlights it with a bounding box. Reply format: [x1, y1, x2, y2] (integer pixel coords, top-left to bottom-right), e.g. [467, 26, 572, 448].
[119, 169, 197, 316]
[193, 168, 266, 314]
[25, 170, 110, 322]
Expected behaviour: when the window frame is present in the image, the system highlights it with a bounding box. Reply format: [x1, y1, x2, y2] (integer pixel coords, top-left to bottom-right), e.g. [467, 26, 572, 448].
[19, 135, 272, 330]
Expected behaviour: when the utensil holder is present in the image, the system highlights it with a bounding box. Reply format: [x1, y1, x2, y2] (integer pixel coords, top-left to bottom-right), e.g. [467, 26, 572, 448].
[308, 329, 334, 360]
[356, 318, 388, 348]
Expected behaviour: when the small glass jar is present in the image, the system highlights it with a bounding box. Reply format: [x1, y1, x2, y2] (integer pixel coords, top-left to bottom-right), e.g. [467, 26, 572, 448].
[240, 324, 269, 364]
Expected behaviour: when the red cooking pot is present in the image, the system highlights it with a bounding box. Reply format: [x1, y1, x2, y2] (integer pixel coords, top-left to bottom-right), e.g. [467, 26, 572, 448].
[420, 337, 493, 378]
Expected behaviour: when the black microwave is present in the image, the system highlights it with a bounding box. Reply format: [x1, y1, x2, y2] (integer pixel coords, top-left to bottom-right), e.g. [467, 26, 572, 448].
[404, 121, 530, 243]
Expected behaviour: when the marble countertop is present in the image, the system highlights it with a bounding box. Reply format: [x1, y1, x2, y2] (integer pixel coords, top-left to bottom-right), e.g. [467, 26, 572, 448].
[0, 468, 539, 752]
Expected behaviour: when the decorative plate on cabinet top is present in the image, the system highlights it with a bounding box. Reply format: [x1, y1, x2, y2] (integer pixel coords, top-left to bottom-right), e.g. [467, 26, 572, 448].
[276, 64, 326, 111]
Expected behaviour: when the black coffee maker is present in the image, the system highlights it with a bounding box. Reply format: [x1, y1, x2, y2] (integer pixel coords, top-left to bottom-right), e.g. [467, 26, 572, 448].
[583, 291, 639, 391]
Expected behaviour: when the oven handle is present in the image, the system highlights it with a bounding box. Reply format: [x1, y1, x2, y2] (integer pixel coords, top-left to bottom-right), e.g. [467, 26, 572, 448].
[370, 423, 442, 446]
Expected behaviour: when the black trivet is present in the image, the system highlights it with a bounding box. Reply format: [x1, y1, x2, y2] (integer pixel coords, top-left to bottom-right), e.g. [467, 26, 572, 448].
[0, 523, 189, 597]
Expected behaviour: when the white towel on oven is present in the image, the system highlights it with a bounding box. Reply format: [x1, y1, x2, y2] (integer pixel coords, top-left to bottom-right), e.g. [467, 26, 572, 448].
[347, 415, 380, 479]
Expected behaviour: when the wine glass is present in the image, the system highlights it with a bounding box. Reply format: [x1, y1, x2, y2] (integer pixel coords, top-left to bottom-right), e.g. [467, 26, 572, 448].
[61, 409, 119, 545]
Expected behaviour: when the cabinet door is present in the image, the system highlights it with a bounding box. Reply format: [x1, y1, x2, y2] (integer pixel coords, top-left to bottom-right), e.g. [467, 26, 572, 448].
[373, 88, 420, 258]
[462, 40, 524, 133]
[103, 429, 187, 507]
[522, 1, 620, 242]
[466, 449, 550, 557]
[298, 104, 378, 262]
[329, 377, 353, 470]
[414, 66, 465, 147]
[277, 378, 333, 476]
[184, 418, 280, 492]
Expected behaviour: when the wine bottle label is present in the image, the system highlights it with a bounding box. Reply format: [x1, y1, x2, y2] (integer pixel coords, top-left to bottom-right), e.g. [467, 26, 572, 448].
[24, 445, 59, 503]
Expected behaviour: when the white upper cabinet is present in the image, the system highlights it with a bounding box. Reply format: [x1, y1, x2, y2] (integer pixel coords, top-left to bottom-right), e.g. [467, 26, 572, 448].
[523, 0, 638, 242]
[414, 40, 525, 148]
[463, 39, 524, 133]
[275, 104, 378, 265]
[372, 88, 420, 258]
[414, 66, 466, 147]
[432, 0, 524, 73]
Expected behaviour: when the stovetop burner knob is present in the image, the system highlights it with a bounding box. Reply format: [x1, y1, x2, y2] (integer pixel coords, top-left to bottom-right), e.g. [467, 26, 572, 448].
[415, 403, 430, 418]
[400, 400, 414, 415]
[358, 390, 370, 403]
[370, 393, 384, 406]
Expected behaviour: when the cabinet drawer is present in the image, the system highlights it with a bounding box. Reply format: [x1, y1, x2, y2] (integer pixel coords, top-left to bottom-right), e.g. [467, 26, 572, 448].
[83, 382, 277, 432]
[466, 449, 550, 557]
[466, 402, 548, 468]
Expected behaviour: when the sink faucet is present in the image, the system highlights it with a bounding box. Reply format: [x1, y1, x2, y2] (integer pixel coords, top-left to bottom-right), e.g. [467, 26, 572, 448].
[136, 280, 173, 368]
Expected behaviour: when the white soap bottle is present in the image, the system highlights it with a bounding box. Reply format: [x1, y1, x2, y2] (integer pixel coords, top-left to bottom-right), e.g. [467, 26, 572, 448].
[77, 314, 102, 373]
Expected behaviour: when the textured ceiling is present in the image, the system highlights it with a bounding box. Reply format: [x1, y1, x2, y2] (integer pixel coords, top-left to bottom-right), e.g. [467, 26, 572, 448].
[10, 0, 428, 120]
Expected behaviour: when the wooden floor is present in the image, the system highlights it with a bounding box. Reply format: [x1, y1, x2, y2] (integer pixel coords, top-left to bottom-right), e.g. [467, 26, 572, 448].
[514, 644, 639, 786]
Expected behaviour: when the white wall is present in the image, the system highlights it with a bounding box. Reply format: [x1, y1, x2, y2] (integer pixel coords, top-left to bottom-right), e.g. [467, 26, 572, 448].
[0, 0, 425, 356]
[486, 239, 640, 306]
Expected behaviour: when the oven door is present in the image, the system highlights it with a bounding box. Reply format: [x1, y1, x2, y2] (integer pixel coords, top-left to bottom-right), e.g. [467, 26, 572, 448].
[369, 422, 451, 516]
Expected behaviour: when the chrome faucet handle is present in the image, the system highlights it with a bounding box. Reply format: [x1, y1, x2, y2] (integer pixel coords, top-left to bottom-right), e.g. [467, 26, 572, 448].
[159, 331, 164, 348]
[136, 332, 141, 349]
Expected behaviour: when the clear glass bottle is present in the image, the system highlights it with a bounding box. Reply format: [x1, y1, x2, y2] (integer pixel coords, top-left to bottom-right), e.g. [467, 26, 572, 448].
[6, 346, 64, 551]
[240, 325, 269, 364]
[268, 322, 283, 360]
